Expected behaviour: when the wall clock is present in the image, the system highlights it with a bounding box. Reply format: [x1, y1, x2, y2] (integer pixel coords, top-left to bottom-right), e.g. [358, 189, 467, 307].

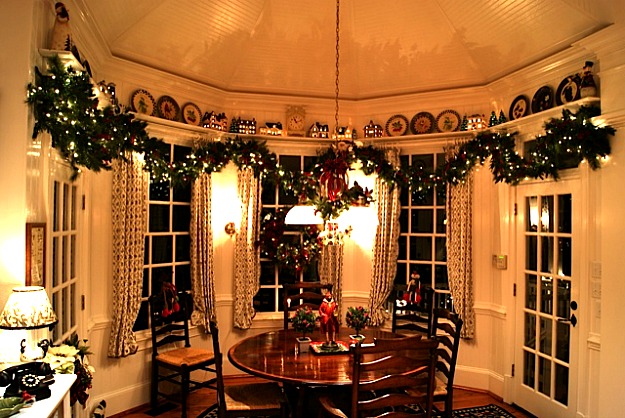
[285, 105, 306, 136]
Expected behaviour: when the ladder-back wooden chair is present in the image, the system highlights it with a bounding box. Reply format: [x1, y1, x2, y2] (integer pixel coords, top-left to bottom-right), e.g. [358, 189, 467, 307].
[148, 289, 216, 418]
[318, 334, 439, 418]
[429, 308, 463, 418]
[209, 320, 288, 418]
[283, 282, 333, 330]
[391, 284, 435, 336]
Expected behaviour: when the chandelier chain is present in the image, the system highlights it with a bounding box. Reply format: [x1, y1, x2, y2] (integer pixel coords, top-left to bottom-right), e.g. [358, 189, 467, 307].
[334, 0, 340, 136]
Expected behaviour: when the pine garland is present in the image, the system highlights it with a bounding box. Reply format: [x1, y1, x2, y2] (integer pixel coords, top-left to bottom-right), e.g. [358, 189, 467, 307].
[27, 57, 616, 270]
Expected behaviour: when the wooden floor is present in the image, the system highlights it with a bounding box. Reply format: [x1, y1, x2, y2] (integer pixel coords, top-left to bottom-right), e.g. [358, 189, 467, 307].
[112, 376, 535, 418]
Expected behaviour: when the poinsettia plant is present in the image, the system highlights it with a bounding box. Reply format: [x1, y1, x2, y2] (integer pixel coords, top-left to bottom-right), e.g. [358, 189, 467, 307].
[291, 306, 317, 339]
[346, 306, 370, 336]
[42, 333, 94, 407]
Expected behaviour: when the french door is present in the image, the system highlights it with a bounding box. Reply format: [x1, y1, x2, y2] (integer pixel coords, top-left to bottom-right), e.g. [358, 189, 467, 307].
[514, 179, 580, 417]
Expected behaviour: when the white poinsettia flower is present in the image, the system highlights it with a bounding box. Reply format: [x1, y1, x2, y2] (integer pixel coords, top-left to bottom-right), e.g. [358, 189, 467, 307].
[47, 344, 80, 358]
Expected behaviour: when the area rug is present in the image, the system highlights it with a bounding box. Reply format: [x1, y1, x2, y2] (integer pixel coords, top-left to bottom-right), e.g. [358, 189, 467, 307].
[197, 403, 516, 417]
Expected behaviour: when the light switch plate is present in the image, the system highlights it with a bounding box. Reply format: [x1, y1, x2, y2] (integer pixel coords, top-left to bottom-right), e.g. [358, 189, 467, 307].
[492, 254, 508, 270]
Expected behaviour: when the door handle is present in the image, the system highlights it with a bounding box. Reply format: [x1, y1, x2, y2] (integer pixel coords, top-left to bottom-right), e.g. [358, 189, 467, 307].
[557, 313, 577, 327]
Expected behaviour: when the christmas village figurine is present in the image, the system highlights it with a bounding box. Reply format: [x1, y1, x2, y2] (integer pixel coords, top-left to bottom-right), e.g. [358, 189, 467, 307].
[319, 291, 339, 347]
[50, 2, 74, 51]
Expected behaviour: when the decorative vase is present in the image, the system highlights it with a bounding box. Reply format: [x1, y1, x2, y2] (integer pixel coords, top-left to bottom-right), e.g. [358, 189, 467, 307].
[296, 336, 311, 352]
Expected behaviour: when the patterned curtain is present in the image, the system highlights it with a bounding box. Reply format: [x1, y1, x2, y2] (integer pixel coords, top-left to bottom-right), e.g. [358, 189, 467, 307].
[189, 172, 216, 331]
[319, 244, 344, 322]
[108, 153, 147, 358]
[446, 172, 476, 339]
[232, 168, 261, 329]
[368, 148, 401, 326]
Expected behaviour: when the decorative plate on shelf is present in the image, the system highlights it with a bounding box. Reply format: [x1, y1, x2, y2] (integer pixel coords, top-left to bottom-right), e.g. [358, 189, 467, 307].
[509, 95, 529, 120]
[156, 95, 180, 121]
[555, 75, 581, 106]
[181, 102, 202, 126]
[385, 114, 409, 136]
[435, 109, 461, 132]
[531, 85, 554, 114]
[410, 112, 436, 134]
[130, 89, 156, 116]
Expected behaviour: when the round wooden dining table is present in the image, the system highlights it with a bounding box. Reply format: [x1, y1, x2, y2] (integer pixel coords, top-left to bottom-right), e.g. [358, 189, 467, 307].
[227, 327, 399, 387]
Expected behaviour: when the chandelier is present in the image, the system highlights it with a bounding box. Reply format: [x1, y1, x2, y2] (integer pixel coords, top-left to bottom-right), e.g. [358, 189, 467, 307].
[284, 0, 372, 244]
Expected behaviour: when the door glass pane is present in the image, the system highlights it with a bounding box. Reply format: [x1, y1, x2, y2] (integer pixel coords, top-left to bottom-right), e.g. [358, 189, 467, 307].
[556, 321, 570, 362]
[526, 196, 538, 232]
[540, 276, 553, 314]
[523, 350, 535, 388]
[540, 195, 554, 232]
[558, 194, 572, 233]
[526, 274, 537, 310]
[540, 237, 553, 273]
[558, 238, 572, 276]
[538, 357, 551, 396]
[52, 237, 59, 287]
[71, 186, 77, 230]
[539, 316, 552, 355]
[526, 236, 537, 270]
[555, 364, 569, 405]
[524, 312, 536, 349]
[556, 279, 571, 318]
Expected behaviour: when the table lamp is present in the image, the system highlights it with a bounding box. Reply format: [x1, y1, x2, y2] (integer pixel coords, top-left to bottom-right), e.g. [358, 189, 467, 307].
[0, 286, 58, 361]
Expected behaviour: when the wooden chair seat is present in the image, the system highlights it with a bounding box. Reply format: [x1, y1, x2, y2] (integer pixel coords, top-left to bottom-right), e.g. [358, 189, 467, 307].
[156, 347, 215, 367]
[223, 382, 286, 412]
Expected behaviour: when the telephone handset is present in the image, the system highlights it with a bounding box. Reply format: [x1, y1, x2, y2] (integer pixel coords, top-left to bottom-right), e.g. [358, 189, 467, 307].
[0, 361, 55, 400]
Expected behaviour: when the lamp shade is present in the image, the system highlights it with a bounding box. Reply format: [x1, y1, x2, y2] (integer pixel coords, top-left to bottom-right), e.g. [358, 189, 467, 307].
[284, 205, 324, 225]
[0, 286, 58, 330]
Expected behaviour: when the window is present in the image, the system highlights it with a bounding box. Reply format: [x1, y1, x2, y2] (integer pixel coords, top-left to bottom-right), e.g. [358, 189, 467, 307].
[395, 152, 452, 309]
[49, 174, 80, 343]
[254, 154, 318, 313]
[135, 143, 192, 331]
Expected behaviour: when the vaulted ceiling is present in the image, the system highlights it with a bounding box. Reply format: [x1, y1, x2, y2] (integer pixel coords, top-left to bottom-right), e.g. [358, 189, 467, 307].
[75, 0, 618, 100]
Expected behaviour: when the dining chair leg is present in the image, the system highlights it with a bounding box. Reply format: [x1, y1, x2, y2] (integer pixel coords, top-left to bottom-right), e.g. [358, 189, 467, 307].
[181, 368, 190, 418]
[150, 363, 158, 409]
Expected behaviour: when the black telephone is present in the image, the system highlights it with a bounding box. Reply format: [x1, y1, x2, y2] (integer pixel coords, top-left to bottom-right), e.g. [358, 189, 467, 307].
[0, 361, 55, 400]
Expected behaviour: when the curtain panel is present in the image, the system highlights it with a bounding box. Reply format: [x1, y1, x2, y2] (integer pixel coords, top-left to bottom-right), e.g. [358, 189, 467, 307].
[446, 174, 476, 338]
[190, 172, 216, 331]
[369, 148, 402, 326]
[232, 168, 261, 329]
[108, 153, 147, 358]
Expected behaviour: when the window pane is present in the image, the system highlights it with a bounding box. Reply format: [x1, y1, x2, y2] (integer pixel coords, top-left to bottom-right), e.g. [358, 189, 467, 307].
[149, 204, 170, 232]
[395, 263, 407, 285]
[434, 265, 449, 290]
[435, 237, 446, 261]
[397, 236, 407, 260]
[175, 235, 190, 262]
[175, 264, 191, 291]
[411, 209, 433, 233]
[260, 261, 277, 286]
[172, 205, 190, 231]
[399, 209, 409, 233]
[173, 181, 191, 202]
[152, 236, 172, 264]
[436, 209, 446, 233]
[150, 181, 170, 201]
[254, 288, 276, 312]
[410, 236, 432, 260]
